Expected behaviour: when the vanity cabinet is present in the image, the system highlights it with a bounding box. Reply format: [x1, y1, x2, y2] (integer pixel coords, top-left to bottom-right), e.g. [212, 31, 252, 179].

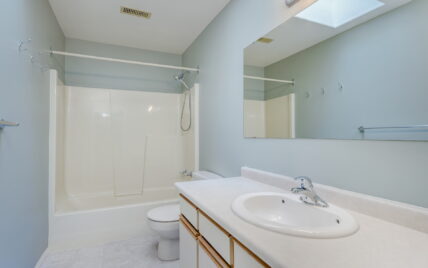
[199, 211, 231, 264]
[179, 194, 270, 268]
[198, 236, 229, 268]
[180, 194, 199, 228]
[232, 238, 268, 268]
[179, 216, 198, 268]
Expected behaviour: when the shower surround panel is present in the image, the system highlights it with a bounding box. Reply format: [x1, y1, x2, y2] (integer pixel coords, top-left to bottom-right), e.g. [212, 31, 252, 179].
[56, 86, 189, 212]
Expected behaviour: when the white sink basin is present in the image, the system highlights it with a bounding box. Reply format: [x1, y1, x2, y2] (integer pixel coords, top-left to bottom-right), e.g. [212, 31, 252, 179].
[232, 192, 359, 238]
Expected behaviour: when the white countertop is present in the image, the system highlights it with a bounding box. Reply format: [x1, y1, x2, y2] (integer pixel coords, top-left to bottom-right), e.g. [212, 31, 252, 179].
[175, 177, 428, 268]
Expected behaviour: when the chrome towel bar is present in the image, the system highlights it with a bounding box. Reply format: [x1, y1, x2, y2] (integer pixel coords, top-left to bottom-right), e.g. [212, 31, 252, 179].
[0, 119, 20, 129]
[359, 125, 428, 133]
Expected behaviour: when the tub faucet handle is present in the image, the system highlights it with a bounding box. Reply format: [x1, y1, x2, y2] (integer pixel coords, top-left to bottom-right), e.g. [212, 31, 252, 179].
[181, 170, 192, 177]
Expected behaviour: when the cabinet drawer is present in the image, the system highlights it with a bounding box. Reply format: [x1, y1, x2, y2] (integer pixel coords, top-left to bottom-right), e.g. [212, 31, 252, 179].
[233, 238, 270, 268]
[179, 194, 198, 229]
[198, 236, 229, 268]
[179, 216, 198, 268]
[199, 211, 231, 265]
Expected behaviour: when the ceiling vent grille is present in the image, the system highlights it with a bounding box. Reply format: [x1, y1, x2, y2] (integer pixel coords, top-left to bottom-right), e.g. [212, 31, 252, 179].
[120, 6, 152, 19]
[257, 37, 273, 44]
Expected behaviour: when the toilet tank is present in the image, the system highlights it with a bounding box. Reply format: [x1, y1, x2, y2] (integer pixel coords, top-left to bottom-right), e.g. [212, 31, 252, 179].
[192, 171, 222, 181]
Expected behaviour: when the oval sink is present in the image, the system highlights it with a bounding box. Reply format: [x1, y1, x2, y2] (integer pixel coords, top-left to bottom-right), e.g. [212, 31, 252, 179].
[232, 192, 359, 238]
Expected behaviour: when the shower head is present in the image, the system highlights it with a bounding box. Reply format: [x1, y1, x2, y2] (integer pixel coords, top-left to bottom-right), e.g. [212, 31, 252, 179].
[174, 72, 185, 81]
[174, 72, 190, 90]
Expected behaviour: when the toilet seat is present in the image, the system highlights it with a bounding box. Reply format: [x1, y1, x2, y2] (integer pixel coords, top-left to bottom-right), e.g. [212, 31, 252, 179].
[147, 204, 180, 222]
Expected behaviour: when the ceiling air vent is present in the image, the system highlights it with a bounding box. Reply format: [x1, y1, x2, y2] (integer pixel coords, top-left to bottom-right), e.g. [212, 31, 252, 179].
[120, 6, 152, 19]
[257, 37, 273, 44]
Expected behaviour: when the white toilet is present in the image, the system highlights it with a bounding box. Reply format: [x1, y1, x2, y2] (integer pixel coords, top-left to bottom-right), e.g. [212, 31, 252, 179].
[147, 171, 222, 261]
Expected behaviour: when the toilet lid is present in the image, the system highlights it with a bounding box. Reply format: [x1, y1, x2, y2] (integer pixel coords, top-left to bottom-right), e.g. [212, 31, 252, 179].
[147, 204, 180, 222]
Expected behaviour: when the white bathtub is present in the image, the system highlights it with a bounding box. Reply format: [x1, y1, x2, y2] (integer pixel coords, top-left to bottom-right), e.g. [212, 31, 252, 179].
[50, 188, 179, 251]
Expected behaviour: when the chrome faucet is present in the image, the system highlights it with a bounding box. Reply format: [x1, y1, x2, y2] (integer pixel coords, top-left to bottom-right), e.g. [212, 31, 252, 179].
[180, 170, 193, 177]
[291, 176, 328, 208]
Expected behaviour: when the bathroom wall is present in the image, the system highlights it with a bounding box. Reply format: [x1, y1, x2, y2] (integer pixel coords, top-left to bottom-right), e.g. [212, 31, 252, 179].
[0, 0, 65, 267]
[183, 0, 428, 207]
[65, 38, 184, 94]
[263, 0, 428, 140]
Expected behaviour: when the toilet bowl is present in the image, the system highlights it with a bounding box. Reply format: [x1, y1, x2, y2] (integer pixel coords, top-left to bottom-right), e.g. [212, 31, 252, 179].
[147, 204, 180, 261]
[147, 171, 222, 261]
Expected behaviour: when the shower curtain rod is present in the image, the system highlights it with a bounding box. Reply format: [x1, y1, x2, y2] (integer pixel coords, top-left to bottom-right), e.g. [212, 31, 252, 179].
[50, 50, 199, 72]
[244, 75, 294, 85]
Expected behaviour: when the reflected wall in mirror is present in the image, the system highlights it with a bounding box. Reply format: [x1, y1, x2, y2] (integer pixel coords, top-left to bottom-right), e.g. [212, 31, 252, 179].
[243, 0, 428, 141]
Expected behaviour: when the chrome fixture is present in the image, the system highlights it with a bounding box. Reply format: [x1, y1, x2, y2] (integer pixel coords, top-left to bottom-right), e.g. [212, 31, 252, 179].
[174, 72, 192, 132]
[18, 38, 49, 71]
[180, 169, 193, 177]
[174, 72, 190, 90]
[0, 119, 20, 129]
[359, 124, 428, 133]
[285, 0, 300, 7]
[291, 176, 328, 207]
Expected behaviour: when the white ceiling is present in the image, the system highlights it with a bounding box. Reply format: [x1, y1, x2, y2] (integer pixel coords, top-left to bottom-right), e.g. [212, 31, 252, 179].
[245, 0, 411, 67]
[49, 0, 230, 55]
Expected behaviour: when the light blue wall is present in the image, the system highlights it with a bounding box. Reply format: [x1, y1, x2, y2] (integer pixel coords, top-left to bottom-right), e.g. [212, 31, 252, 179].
[264, 0, 428, 140]
[65, 38, 184, 93]
[183, 0, 428, 207]
[0, 0, 65, 267]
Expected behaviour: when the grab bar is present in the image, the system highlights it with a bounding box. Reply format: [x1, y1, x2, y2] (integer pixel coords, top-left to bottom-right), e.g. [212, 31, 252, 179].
[359, 125, 428, 133]
[0, 119, 20, 129]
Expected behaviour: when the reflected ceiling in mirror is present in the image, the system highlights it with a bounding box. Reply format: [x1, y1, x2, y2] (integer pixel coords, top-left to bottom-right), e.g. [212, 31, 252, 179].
[243, 0, 428, 141]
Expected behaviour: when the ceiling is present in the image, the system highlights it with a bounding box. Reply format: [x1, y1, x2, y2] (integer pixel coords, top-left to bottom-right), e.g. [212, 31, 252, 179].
[49, 0, 230, 55]
[245, 0, 411, 67]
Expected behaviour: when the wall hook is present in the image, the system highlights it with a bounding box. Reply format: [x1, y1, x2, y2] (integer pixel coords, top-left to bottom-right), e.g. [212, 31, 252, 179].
[18, 38, 32, 53]
[30, 55, 49, 72]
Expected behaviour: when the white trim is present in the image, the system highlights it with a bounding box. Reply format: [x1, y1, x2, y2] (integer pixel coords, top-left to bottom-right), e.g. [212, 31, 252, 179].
[193, 84, 200, 171]
[51, 51, 199, 72]
[48, 70, 58, 245]
[289, 93, 296, 139]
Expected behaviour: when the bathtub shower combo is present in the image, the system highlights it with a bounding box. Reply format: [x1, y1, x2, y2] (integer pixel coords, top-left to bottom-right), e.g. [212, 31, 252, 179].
[48, 69, 199, 249]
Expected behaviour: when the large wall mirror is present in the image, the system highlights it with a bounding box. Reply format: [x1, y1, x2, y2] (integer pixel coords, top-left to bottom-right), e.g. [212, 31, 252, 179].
[243, 0, 428, 141]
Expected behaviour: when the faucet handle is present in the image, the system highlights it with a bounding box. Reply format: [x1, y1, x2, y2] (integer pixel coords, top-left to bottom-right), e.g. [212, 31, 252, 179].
[294, 176, 313, 190]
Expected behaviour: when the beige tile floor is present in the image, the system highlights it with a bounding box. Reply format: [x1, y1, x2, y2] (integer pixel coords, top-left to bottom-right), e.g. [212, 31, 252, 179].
[39, 234, 179, 268]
